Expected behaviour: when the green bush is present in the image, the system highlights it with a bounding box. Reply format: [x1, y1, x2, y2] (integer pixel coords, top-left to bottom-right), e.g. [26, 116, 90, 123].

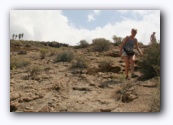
[18, 50, 27, 55]
[48, 48, 58, 57]
[10, 40, 22, 47]
[98, 60, 113, 72]
[27, 65, 43, 77]
[112, 35, 122, 46]
[74, 40, 89, 49]
[71, 57, 88, 69]
[10, 58, 30, 70]
[40, 48, 48, 59]
[54, 50, 74, 63]
[79, 40, 89, 48]
[48, 41, 60, 48]
[138, 43, 160, 79]
[92, 38, 112, 52]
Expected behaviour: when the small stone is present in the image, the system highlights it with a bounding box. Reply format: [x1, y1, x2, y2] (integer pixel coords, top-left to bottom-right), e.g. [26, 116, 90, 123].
[10, 104, 18, 112]
[128, 94, 138, 101]
[112, 108, 123, 112]
[10, 92, 21, 101]
[25, 107, 34, 110]
[89, 83, 96, 86]
[100, 107, 114, 112]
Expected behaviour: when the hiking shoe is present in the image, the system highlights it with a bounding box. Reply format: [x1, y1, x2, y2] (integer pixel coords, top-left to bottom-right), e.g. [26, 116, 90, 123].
[131, 74, 139, 78]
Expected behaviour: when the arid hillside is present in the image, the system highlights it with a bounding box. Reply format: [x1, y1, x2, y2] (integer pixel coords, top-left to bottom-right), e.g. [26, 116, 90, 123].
[10, 40, 160, 112]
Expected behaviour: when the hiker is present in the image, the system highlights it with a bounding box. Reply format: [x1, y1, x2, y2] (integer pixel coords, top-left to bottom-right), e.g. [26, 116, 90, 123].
[15, 35, 18, 40]
[21, 33, 24, 40]
[19, 34, 21, 40]
[12, 34, 15, 40]
[150, 32, 157, 44]
[119, 28, 143, 79]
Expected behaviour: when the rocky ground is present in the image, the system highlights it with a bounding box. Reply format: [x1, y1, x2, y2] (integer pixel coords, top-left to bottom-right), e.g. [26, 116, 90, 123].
[10, 41, 160, 112]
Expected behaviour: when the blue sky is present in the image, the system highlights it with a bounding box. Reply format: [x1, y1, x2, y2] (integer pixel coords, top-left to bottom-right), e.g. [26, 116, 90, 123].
[63, 10, 122, 30]
[10, 10, 160, 45]
[62, 10, 142, 30]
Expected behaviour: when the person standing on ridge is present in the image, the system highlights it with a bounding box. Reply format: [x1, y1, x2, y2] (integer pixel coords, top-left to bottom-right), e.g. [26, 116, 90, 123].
[150, 32, 157, 44]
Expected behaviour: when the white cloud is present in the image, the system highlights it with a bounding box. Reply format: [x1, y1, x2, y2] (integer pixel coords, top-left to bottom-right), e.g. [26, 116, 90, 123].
[10, 10, 160, 46]
[87, 14, 95, 22]
[117, 10, 129, 14]
[87, 10, 101, 22]
[93, 10, 101, 15]
[104, 10, 160, 44]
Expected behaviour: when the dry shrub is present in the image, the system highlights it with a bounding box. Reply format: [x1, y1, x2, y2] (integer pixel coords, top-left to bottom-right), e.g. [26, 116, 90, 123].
[10, 58, 30, 70]
[138, 43, 160, 79]
[27, 65, 43, 77]
[74, 40, 89, 49]
[40, 48, 48, 59]
[18, 50, 27, 55]
[10, 40, 22, 47]
[92, 38, 112, 52]
[54, 50, 74, 63]
[114, 83, 137, 103]
[79, 40, 89, 48]
[71, 57, 89, 69]
[98, 59, 113, 72]
[48, 48, 58, 57]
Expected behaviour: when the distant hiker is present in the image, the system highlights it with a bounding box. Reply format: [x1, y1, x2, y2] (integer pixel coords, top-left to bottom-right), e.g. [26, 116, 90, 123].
[150, 32, 157, 44]
[15, 35, 18, 40]
[21, 33, 24, 40]
[12, 34, 15, 40]
[119, 28, 143, 80]
[19, 34, 21, 40]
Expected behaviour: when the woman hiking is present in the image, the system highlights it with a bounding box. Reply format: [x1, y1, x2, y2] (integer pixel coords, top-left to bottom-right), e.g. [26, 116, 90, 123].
[119, 28, 143, 80]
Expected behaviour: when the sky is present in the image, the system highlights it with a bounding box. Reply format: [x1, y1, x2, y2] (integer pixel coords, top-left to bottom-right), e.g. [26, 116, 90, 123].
[10, 10, 160, 46]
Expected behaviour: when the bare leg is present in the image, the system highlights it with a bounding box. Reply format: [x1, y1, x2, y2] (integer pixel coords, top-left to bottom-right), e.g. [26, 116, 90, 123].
[130, 54, 136, 75]
[123, 56, 130, 77]
[130, 55, 138, 78]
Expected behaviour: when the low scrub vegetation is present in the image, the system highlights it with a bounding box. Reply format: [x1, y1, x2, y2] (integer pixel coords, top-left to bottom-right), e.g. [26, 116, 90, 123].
[10, 58, 30, 70]
[27, 65, 43, 77]
[98, 59, 114, 72]
[18, 50, 27, 55]
[40, 48, 48, 59]
[54, 50, 74, 63]
[48, 48, 58, 57]
[71, 57, 89, 69]
[92, 38, 112, 52]
[138, 43, 160, 79]
[79, 40, 90, 48]
[74, 40, 89, 49]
